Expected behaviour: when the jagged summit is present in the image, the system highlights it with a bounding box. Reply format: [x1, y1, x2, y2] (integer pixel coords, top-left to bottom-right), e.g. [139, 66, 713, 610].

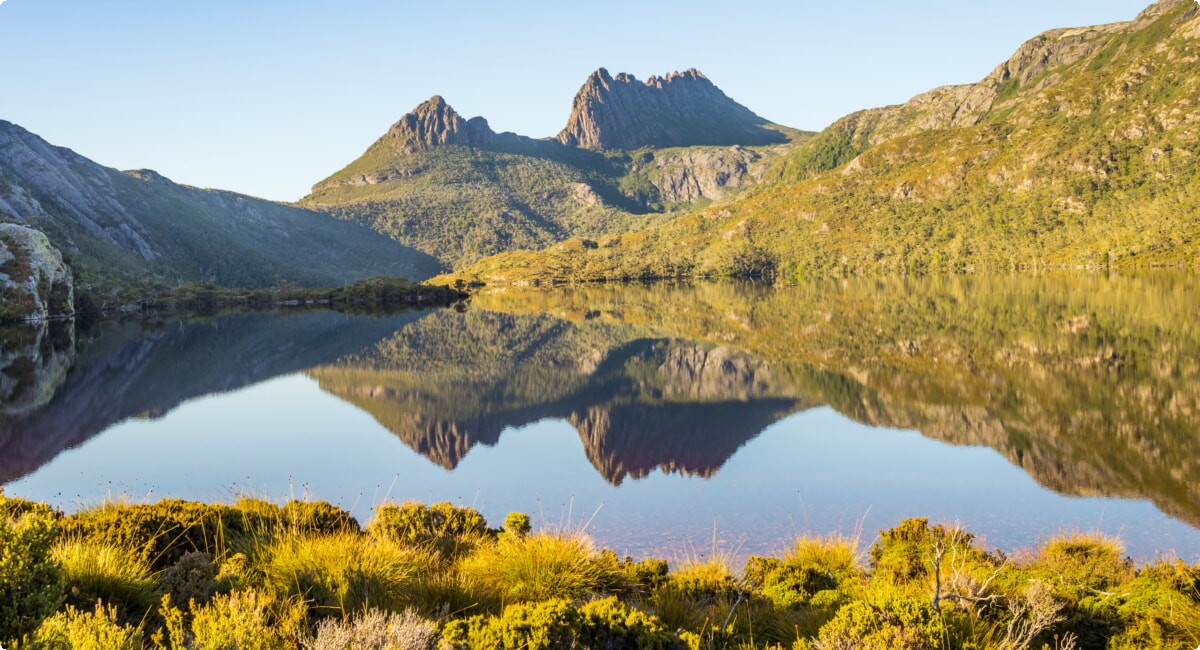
[379, 95, 495, 154]
[556, 67, 787, 150]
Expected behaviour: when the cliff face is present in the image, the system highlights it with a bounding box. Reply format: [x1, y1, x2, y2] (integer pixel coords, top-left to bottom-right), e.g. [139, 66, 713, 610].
[556, 68, 788, 150]
[0, 224, 73, 322]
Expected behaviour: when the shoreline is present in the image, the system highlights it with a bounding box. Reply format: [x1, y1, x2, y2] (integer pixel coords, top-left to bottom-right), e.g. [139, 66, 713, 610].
[4, 493, 1198, 649]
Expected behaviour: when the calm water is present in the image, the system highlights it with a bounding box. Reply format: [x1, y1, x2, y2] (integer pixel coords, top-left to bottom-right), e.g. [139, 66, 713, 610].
[2, 276, 1198, 563]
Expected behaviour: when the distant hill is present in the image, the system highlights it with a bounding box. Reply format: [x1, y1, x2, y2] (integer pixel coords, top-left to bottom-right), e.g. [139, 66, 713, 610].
[301, 70, 807, 269]
[0, 120, 440, 293]
[449, 0, 1200, 284]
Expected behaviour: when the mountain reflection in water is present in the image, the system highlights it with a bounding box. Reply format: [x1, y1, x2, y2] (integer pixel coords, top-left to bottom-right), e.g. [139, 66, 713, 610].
[2, 275, 1198, 559]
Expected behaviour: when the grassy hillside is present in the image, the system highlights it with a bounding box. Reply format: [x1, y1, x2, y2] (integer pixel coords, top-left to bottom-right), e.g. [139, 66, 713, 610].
[448, 1, 1200, 284]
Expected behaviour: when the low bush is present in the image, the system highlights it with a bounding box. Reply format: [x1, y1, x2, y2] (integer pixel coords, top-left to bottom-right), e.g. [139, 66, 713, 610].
[303, 609, 438, 650]
[34, 603, 143, 650]
[1030, 532, 1134, 597]
[368, 501, 491, 556]
[812, 594, 948, 650]
[459, 531, 629, 605]
[262, 533, 425, 616]
[0, 496, 63, 644]
[1108, 561, 1200, 649]
[52, 538, 157, 620]
[62, 500, 253, 571]
[441, 597, 683, 650]
[159, 550, 218, 610]
[869, 518, 996, 587]
[158, 588, 305, 650]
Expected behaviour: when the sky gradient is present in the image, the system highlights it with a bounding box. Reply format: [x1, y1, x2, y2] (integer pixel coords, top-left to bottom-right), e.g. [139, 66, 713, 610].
[0, 0, 1157, 201]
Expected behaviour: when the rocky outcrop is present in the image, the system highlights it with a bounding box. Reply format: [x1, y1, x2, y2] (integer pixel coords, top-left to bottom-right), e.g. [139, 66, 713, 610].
[377, 96, 497, 155]
[556, 68, 788, 150]
[0, 224, 73, 322]
[637, 146, 767, 204]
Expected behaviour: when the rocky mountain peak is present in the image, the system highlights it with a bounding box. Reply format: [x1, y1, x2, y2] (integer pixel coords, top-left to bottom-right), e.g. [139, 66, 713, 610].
[556, 67, 787, 150]
[1137, 0, 1196, 22]
[382, 95, 495, 154]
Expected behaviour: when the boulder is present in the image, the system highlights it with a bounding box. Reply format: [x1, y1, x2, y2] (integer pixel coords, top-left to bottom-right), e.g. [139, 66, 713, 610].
[0, 223, 74, 322]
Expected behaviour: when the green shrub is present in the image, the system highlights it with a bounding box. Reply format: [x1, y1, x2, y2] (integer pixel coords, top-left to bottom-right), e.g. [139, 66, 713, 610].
[747, 535, 863, 610]
[459, 531, 628, 604]
[665, 557, 739, 599]
[280, 500, 360, 534]
[441, 597, 683, 650]
[159, 550, 218, 610]
[620, 556, 670, 593]
[62, 500, 257, 571]
[502, 512, 532, 538]
[52, 538, 157, 620]
[34, 603, 144, 650]
[159, 588, 304, 650]
[368, 501, 491, 554]
[303, 609, 438, 650]
[1104, 561, 1200, 650]
[869, 518, 995, 587]
[814, 594, 948, 650]
[0, 499, 63, 644]
[229, 498, 360, 539]
[262, 533, 425, 616]
[1031, 532, 1134, 596]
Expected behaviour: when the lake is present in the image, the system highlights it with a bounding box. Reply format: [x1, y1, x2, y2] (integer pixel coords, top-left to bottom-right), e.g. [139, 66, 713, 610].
[2, 275, 1198, 564]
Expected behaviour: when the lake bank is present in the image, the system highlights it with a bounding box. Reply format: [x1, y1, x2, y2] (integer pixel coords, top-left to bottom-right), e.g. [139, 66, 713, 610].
[3, 494, 1198, 649]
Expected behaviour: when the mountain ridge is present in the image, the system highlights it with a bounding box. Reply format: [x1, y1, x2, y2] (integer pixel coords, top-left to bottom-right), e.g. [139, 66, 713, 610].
[0, 120, 441, 292]
[303, 68, 807, 269]
[556, 67, 788, 150]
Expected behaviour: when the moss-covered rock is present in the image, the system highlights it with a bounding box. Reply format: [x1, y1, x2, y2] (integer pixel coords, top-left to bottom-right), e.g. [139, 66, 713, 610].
[0, 223, 73, 322]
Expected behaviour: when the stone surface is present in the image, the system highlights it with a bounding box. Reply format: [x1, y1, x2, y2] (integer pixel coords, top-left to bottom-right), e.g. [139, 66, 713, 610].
[637, 146, 766, 204]
[0, 223, 74, 322]
[379, 96, 497, 154]
[556, 68, 788, 150]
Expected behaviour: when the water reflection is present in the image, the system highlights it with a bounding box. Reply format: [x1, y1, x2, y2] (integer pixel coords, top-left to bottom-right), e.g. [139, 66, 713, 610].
[2, 275, 1198, 558]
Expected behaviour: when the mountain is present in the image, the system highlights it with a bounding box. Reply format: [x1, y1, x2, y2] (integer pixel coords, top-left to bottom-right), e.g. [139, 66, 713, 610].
[0, 121, 440, 293]
[557, 68, 788, 150]
[449, 0, 1200, 284]
[301, 70, 807, 269]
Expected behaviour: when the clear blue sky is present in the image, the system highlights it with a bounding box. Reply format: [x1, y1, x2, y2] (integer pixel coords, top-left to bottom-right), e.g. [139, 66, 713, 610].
[0, 0, 1155, 201]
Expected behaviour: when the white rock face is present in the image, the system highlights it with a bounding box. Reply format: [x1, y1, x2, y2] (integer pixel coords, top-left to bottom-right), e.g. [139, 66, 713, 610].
[0, 223, 74, 321]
